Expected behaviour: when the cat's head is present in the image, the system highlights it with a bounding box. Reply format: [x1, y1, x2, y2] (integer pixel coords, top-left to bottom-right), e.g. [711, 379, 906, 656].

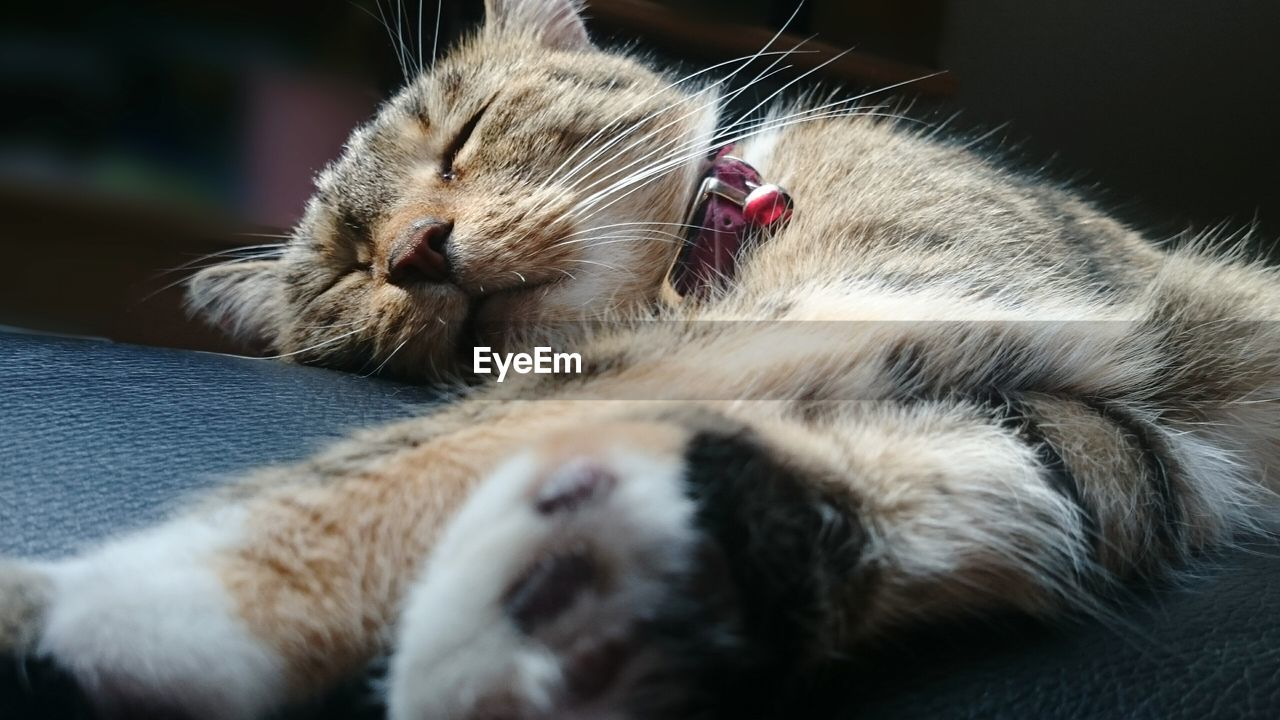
[189, 0, 716, 379]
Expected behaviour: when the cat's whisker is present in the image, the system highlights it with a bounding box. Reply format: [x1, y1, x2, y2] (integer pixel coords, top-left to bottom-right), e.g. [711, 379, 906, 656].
[361, 331, 416, 378]
[402, 0, 428, 77]
[577, 77, 906, 219]
[557, 233, 684, 250]
[552, 220, 713, 243]
[543, 57, 728, 185]
[955, 121, 1011, 152]
[163, 249, 288, 273]
[293, 318, 369, 331]
[535, 49, 812, 227]
[558, 61, 796, 200]
[730, 72, 946, 139]
[166, 244, 288, 271]
[552, 31, 816, 192]
[141, 249, 288, 304]
[551, 72, 738, 193]
[718, 44, 865, 144]
[557, 40, 815, 197]
[395, 0, 408, 80]
[152, 256, 282, 289]
[369, 0, 410, 84]
[570, 81, 940, 227]
[569, 107, 896, 228]
[548, 229, 690, 253]
[547, 24, 811, 189]
[568, 258, 624, 273]
[140, 275, 206, 304]
[550, 84, 714, 192]
[580, 235, 685, 249]
[253, 325, 371, 361]
[569, 45, 872, 221]
[417, 0, 424, 77]
[556, 20, 819, 195]
[430, 0, 442, 72]
[233, 232, 293, 240]
[206, 241, 287, 252]
[390, 2, 409, 82]
[568, 111, 785, 222]
[407, 0, 422, 77]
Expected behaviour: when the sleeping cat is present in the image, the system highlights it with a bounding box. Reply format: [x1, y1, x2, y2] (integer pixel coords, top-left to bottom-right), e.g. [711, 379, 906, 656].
[3, 0, 1279, 717]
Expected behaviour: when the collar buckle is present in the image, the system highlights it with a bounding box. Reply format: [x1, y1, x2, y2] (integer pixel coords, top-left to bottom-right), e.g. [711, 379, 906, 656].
[664, 147, 794, 302]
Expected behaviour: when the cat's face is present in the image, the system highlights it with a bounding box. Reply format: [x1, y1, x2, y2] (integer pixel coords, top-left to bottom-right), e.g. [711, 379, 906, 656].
[189, 0, 715, 379]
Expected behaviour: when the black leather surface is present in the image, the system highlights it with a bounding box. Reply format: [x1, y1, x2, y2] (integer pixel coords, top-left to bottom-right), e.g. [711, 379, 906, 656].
[844, 547, 1280, 719]
[1, 330, 1278, 718]
[0, 331, 438, 558]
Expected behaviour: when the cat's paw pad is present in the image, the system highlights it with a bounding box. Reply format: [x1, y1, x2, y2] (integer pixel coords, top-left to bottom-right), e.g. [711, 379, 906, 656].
[387, 419, 735, 720]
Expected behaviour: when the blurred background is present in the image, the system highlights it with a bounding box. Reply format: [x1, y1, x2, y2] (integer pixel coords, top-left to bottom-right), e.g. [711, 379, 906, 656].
[2, 0, 1277, 352]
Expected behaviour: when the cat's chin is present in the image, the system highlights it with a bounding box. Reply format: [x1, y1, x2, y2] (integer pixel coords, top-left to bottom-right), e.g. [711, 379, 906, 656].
[447, 285, 525, 356]
[454, 279, 582, 360]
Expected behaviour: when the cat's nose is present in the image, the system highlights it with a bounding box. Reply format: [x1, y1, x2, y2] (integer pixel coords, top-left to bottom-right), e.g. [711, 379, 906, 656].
[387, 219, 453, 285]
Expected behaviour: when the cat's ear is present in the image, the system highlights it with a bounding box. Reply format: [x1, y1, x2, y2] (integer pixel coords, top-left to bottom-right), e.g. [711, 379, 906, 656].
[485, 0, 591, 50]
[186, 260, 285, 349]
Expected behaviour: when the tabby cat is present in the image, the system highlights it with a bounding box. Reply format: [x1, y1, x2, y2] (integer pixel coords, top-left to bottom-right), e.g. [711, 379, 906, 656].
[2, 0, 1278, 718]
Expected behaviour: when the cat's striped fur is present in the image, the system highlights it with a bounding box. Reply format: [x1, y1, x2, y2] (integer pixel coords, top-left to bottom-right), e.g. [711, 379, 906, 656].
[3, 0, 1278, 717]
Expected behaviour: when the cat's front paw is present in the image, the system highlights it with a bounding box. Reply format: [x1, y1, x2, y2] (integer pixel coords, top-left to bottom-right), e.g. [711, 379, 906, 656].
[0, 561, 90, 719]
[387, 416, 766, 720]
[0, 560, 51, 652]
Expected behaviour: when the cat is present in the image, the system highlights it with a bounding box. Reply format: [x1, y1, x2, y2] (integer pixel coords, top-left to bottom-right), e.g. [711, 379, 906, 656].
[3, 0, 1279, 718]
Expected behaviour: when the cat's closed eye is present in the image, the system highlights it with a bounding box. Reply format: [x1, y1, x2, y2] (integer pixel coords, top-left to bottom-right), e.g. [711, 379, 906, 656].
[440, 97, 495, 182]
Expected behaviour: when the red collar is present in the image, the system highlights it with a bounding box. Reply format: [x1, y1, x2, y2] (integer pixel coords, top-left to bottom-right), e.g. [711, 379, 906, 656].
[666, 145, 793, 300]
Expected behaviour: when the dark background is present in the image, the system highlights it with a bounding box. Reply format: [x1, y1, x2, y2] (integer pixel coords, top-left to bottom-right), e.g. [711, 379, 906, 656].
[2, 0, 1277, 351]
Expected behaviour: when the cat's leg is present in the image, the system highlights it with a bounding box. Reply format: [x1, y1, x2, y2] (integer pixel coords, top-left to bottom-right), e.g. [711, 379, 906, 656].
[1, 505, 291, 719]
[380, 258, 1280, 719]
[0, 400, 592, 719]
[385, 377, 1274, 718]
